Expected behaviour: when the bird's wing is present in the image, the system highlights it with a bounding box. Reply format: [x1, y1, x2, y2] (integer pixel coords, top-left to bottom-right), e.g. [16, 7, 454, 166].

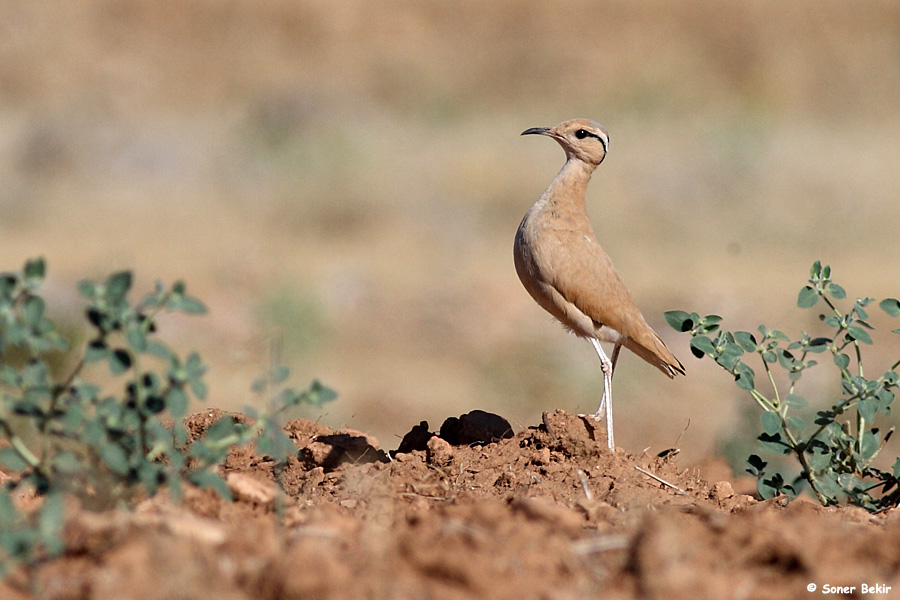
[541, 230, 644, 335]
[541, 230, 684, 375]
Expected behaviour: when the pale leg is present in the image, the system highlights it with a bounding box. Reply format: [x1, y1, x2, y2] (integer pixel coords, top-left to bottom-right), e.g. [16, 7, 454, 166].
[588, 338, 616, 450]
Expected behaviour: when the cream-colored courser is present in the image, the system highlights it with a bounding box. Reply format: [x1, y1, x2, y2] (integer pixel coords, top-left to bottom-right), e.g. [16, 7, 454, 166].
[514, 118, 684, 449]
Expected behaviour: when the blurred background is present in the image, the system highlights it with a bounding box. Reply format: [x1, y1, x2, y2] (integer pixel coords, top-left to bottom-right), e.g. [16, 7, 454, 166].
[2, 1, 900, 469]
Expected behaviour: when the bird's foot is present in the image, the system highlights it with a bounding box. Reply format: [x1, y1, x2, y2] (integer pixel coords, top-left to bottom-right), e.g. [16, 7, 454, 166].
[577, 408, 605, 423]
[578, 395, 607, 422]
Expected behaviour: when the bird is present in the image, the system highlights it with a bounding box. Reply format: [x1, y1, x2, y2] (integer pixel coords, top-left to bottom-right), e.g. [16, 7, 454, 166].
[514, 118, 684, 450]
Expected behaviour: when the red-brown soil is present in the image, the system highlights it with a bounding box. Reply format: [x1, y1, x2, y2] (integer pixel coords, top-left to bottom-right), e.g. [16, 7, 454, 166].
[3, 410, 899, 600]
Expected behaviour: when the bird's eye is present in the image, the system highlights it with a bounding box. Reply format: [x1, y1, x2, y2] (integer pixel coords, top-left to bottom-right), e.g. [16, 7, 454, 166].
[575, 129, 588, 139]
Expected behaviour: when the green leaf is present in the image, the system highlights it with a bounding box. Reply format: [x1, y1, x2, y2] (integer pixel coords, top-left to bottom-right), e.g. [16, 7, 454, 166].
[859, 430, 880, 460]
[813, 411, 834, 428]
[0, 447, 29, 471]
[721, 340, 744, 358]
[846, 326, 873, 345]
[138, 462, 165, 495]
[733, 331, 758, 352]
[256, 427, 296, 462]
[747, 454, 767, 475]
[784, 394, 807, 409]
[109, 348, 133, 375]
[797, 286, 819, 308]
[808, 449, 831, 471]
[172, 295, 207, 315]
[699, 315, 722, 334]
[757, 476, 780, 500]
[146, 341, 174, 360]
[758, 432, 791, 454]
[204, 416, 238, 443]
[776, 349, 796, 370]
[125, 324, 147, 352]
[786, 416, 804, 432]
[689, 336, 716, 358]
[37, 492, 65, 555]
[23, 258, 46, 281]
[716, 352, 740, 370]
[270, 365, 290, 385]
[0, 365, 18, 387]
[809, 261, 822, 279]
[22, 360, 49, 387]
[52, 451, 82, 475]
[185, 352, 206, 376]
[77, 279, 96, 299]
[815, 472, 841, 500]
[769, 329, 790, 342]
[84, 339, 109, 363]
[834, 353, 850, 369]
[827, 283, 846, 299]
[166, 387, 188, 418]
[880, 298, 900, 317]
[760, 411, 781, 435]
[664, 310, 694, 332]
[99, 444, 130, 476]
[308, 380, 338, 405]
[23, 296, 45, 326]
[188, 470, 232, 500]
[858, 397, 877, 422]
[734, 364, 755, 390]
[13, 399, 45, 417]
[807, 337, 830, 352]
[189, 378, 208, 401]
[105, 271, 133, 301]
[838, 473, 863, 493]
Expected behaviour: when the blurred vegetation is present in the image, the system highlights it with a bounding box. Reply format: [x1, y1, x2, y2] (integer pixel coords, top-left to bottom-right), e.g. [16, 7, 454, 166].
[2, 1, 900, 463]
[669, 263, 900, 510]
[0, 259, 336, 575]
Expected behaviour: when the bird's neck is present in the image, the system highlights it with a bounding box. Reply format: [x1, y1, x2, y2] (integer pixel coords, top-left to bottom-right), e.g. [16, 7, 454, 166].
[537, 157, 595, 212]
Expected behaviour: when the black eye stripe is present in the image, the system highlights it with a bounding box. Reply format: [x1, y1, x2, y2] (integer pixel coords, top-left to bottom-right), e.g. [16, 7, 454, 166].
[574, 128, 608, 150]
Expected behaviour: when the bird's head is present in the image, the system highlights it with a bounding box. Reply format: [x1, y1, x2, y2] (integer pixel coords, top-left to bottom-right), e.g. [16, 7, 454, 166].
[522, 118, 608, 167]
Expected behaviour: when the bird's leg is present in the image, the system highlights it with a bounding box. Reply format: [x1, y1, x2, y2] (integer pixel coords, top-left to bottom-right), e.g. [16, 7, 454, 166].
[588, 338, 615, 450]
[611, 342, 622, 375]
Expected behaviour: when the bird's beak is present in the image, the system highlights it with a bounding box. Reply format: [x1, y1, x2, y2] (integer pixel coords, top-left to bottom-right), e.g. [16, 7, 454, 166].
[521, 127, 551, 136]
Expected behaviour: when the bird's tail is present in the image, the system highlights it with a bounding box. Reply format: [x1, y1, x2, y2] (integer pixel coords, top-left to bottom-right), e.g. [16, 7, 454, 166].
[624, 329, 685, 378]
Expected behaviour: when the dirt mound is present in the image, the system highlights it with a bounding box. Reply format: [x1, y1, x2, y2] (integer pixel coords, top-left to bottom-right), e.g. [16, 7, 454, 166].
[3, 410, 900, 600]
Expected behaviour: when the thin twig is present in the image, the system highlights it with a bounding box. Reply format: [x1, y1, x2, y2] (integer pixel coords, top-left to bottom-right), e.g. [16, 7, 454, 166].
[673, 419, 690, 447]
[634, 465, 687, 495]
[571, 535, 629, 555]
[541, 411, 557, 439]
[575, 468, 593, 500]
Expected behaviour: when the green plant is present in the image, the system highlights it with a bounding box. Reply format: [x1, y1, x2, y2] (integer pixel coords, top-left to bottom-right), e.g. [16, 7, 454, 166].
[0, 258, 336, 575]
[666, 261, 900, 511]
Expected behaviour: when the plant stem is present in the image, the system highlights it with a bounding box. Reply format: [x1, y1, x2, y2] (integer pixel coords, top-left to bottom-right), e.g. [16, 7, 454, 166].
[749, 388, 775, 412]
[41, 355, 86, 462]
[0, 419, 41, 469]
[762, 359, 782, 409]
[794, 443, 829, 505]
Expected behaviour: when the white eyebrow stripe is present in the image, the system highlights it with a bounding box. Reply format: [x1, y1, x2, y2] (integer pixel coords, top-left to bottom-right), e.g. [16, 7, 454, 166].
[588, 131, 608, 152]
